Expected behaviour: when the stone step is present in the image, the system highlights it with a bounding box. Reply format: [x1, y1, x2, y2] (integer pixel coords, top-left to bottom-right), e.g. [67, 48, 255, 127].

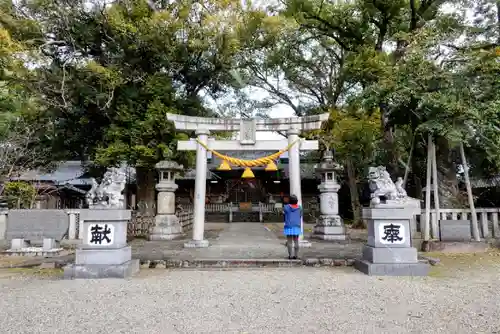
[140, 258, 357, 269]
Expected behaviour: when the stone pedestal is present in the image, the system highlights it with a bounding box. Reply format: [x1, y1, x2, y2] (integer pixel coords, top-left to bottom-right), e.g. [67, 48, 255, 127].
[312, 151, 347, 241]
[355, 200, 429, 276]
[149, 161, 184, 241]
[64, 209, 139, 279]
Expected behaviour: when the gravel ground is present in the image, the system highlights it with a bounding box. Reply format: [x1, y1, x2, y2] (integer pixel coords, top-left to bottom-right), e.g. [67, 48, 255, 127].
[1, 262, 500, 334]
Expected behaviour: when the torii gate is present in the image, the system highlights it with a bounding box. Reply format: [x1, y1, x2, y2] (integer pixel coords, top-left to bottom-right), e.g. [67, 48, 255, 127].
[167, 113, 329, 248]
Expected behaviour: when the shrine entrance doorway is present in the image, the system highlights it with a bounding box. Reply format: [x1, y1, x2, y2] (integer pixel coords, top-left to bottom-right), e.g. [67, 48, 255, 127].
[226, 178, 263, 203]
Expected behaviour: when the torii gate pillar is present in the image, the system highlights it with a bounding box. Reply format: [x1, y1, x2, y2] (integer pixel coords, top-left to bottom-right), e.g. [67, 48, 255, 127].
[167, 113, 329, 248]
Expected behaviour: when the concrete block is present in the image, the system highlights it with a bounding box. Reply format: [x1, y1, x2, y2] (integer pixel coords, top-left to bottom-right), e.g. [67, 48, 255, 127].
[75, 246, 132, 265]
[10, 238, 28, 250]
[362, 245, 418, 264]
[149, 214, 184, 240]
[42, 238, 60, 251]
[312, 233, 347, 241]
[423, 241, 489, 253]
[184, 239, 209, 248]
[355, 259, 430, 276]
[63, 259, 140, 279]
[313, 225, 346, 235]
[299, 239, 312, 248]
[439, 220, 471, 242]
[6, 210, 68, 241]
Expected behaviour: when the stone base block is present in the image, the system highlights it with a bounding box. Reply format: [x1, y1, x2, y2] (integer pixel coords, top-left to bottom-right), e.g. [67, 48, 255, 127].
[184, 239, 209, 248]
[3, 248, 62, 257]
[422, 240, 489, 253]
[63, 259, 139, 279]
[313, 234, 347, 241]
[362, 245, 418, 263]
[439, 220, 471, 242]
[11, 238, 29, 250]
[312, 233, 347, 241]
[149, 233, 185, 241]
[149, 215, 184, 240]
[312, 225, 347, 241]
[60, 239, 83, 248]
[317, 215, 343, 226]
[354, 259, 430, 276]
[75, 246, 131, 265]
[299, 239, 312, 248]
[149, 227, 184, 241]
[43, 238, 60, 251]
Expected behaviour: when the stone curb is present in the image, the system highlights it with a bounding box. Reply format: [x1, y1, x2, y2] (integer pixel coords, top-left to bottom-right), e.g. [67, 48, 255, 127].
[139, 258, 358, 269]
[0, 255, 74, 269]
[0, 255, 433, 270]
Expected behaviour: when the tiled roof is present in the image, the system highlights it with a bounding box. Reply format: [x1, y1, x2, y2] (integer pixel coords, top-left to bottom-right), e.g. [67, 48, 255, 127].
[12, 161, 134, 186]
[12, 159, 321, 184]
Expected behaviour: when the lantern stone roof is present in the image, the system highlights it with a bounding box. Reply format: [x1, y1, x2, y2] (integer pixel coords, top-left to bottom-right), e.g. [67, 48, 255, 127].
[155, 160, 183, 171]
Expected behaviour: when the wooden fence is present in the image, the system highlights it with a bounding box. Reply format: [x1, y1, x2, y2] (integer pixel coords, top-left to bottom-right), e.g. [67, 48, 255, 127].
[204, 202, 319, 213]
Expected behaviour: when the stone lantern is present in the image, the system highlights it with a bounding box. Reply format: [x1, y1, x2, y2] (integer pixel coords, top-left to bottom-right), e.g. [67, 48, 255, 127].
[149, 161, 184, 240]
[312, 150, 347, 240]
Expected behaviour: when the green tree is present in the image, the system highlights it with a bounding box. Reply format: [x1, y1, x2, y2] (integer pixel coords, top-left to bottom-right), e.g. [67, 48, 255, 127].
[0, 25, 52, 193]
[280, 0, 500, 207]
[3, 181, 36, 208]
[307, 109, 382, 226]
[2, 0, 259, 213]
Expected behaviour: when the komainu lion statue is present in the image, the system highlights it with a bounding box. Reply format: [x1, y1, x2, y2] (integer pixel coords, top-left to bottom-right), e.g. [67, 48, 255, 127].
[367, 166, 407, 204]
[86, 167, 126, 209]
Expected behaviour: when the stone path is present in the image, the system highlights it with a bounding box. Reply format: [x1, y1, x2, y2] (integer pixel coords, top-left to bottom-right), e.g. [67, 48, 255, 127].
[132, 223, 363, 261]
[0, 223, 364, 268]
[203, 223, 285, 258]
[1, 260, 500, 333]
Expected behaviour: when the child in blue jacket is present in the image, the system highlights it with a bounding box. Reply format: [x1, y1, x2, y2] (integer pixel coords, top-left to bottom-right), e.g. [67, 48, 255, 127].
[283, 194, 302, 259]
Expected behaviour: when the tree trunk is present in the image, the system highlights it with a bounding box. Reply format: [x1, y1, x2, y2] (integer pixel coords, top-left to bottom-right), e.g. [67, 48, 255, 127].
[346, 158, 363, 228]
[136, 167, 157, 216]
[380, 107, 401, 176]
[407, 152, 423, 199]
[460, 143, 480, 241]
[435, 137, 464, 208]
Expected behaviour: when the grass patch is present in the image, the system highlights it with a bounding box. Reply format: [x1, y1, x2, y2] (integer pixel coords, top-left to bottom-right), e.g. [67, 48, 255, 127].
[4, 267, 64, 279]
[423, 249, 500, 278]
[0, 255, 35, 268]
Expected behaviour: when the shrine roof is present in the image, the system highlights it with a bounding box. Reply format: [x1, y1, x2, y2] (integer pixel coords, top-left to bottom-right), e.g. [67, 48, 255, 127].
[12, 159, 321, 184]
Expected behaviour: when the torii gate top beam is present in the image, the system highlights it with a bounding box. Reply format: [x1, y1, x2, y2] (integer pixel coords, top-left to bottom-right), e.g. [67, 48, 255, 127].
[166, 113, 329, 132]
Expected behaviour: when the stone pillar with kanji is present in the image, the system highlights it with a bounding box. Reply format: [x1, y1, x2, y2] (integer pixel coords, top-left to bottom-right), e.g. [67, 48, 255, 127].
[354, 166, 429, 276]
[149, 161, 184, 240]
[312, 150, 346, 240]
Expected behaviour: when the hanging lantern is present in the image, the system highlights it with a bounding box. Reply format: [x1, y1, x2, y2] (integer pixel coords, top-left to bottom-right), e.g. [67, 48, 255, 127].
[217, 160, 231, 171]
[241, 167, 255, 179]
[265, 160, 278, 172]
